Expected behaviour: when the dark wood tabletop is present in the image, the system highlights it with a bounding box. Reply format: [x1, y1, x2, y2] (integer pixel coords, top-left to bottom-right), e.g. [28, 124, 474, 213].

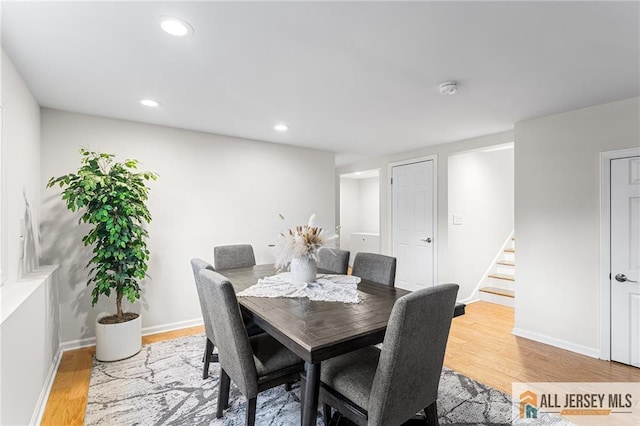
[220, 264, 411, 425]
[219, 264, 464, 426]
[221, 264, 411, 364]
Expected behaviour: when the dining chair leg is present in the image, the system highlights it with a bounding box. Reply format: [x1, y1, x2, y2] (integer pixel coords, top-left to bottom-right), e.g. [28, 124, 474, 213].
[424, 401, 438, 426]
[323, 403, 332, 424]
[223, 371, 230, 409]
[217, 369, 231, 418]
[203, 339, 214, 379]
[245, 397, 257, 426]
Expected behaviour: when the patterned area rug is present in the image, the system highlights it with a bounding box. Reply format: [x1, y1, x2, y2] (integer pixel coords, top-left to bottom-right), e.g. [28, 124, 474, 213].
[85, 334, 514, 425]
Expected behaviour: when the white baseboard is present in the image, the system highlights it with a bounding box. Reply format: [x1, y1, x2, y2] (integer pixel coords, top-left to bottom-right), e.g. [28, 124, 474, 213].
[30, 346, 63, 425]
[141, 318, 204, 337]
[60, 317, 204, 351]
[61, 335, 97, 351]
[512, 327, 601, 359]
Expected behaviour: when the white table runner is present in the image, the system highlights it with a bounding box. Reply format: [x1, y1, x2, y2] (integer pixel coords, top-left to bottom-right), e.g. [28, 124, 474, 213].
[237, 273, 361, 304]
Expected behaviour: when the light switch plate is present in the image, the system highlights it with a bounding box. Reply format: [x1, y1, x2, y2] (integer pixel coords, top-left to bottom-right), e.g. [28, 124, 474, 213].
[453, 215, 463, 225]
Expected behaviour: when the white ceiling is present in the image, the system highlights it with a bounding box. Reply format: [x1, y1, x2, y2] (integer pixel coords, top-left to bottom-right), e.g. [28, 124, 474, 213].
[2, 1, 638, 166]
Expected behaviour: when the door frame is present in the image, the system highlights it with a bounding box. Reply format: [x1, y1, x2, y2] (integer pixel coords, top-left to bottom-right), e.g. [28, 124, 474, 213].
[599, 146, 640, 360]
[387, 155, 438, 287]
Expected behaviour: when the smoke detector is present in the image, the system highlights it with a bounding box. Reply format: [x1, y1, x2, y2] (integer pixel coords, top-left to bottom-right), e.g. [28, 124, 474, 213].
[438, 81, 460, 96]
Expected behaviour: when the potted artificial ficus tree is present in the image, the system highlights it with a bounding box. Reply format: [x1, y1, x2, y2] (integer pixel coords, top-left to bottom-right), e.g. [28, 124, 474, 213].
[48, 149, 157, 361]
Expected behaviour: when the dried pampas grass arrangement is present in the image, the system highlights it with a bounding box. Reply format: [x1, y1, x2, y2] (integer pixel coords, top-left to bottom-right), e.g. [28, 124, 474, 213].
[274, 214, 338, 270]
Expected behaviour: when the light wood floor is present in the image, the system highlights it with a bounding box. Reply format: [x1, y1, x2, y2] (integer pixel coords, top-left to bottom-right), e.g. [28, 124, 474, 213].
[41, 302, 640, 425]
[40, 326, 205, 425]
[444, 302, 639, 394]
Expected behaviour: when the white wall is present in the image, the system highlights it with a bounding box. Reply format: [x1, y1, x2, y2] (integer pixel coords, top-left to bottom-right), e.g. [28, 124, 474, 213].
[1, 266, 60, 425]
[1, 50, 41, 283]
[448, 147, 514, 300]
[339, 176, 380, 253]
[40, 109, 335, 347]
[359, 177, 380, 233]
[514, 97, 640, 356]
[339, 178, 359, 252]
[0, 50, 59, 426]
[336, 131, 514, 286]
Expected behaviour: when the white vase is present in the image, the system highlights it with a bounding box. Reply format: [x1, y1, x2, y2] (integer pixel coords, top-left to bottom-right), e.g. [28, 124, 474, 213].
[290, 256, 317, 283]
[95, 312, 142, 361]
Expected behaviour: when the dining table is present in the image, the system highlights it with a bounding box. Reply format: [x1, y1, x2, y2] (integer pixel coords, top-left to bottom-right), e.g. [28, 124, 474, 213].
[219, 264, 465, 426]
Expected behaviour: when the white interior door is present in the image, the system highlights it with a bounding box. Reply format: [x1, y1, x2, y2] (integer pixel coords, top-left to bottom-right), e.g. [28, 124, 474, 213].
[611, 156, 640, 367]
[392, 160, 435, 291]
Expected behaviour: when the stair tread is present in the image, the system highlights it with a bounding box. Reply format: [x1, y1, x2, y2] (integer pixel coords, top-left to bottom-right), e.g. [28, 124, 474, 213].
[497, 260, 515, 266]
[489, 273, 515, 281]
[479, 287, 515, 298]
[504, 248, 515, 253]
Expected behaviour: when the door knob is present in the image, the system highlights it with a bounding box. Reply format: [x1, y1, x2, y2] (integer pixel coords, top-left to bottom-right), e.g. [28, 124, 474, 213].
[615, 273, 638, 283]
[420, 238, 432, 243]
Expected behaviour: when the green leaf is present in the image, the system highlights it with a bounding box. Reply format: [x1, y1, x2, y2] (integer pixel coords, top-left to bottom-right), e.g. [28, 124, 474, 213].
[47, 148, 156, 310]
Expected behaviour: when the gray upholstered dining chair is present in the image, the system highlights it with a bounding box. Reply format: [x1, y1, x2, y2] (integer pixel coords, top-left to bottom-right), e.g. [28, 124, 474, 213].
[190, 258, 219, 379]
[351, 252, 397, 287]
[317, 248, 350, 275]
[190, 258, 263, 379]
[199, 269, 304, 425]
[213, 244, 256, 270]
[317, 283, 459, 426]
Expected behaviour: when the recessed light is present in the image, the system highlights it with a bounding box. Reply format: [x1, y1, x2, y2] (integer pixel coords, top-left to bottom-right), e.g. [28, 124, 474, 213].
[438, 81, 460, 96]
[160, 17, 193, 36]
[274, 124, 289, 132]
[140, 99, 161, 108]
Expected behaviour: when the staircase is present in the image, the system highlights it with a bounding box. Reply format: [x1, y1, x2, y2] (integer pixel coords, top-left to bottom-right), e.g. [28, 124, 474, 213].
[479, 237, 515, 307]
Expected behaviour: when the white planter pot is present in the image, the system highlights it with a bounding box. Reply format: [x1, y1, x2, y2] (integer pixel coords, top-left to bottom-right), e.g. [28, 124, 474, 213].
[290, 256, 317, 283]
[95, 312, 142, 362]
